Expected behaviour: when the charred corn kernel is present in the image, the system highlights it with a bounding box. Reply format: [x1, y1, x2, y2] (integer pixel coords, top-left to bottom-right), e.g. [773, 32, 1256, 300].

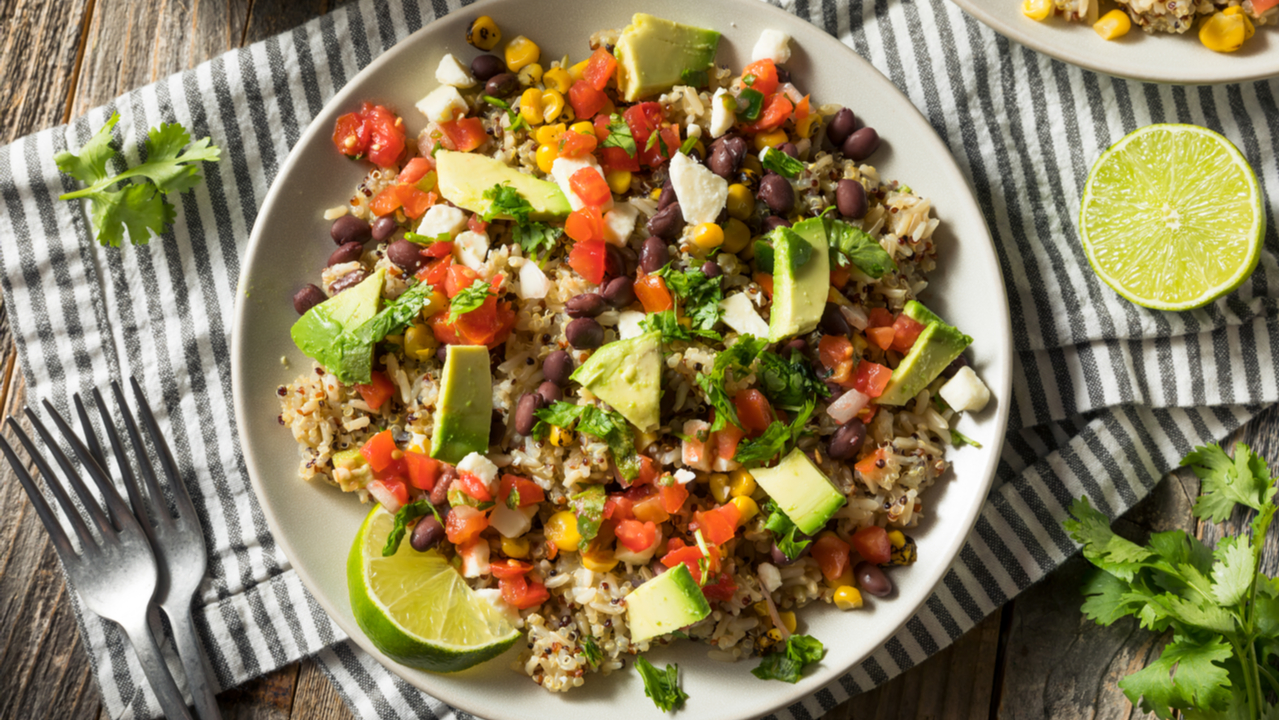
[758, 634, 776, 649]
[742, 153, 763, 174]
[1222, 6, 1255, 39]
[466, 15, 501, 50]
[1093, 9, 1131, 39]
[404, 323, 433, 359]
[825, 568, 854, 589]
[548, 425, 572, 447]
[766, 627, 784, 642]
[504, 35, 540, 72]
[517, 62, 543, 86]
[519, 88, 544, 125]
[778, 611, 797, 633]
[568, 59, 590, 82]
[834, 586, 864, 610]
[535, 123, 566, 147]
[556, 104, 577, 124]
[1200, 11, 1247, 51]
[570, 120, 595, 136]
[726, 184, 755, 221]
[730, 496, 759, 524]
[887, 530, 906, 549]
[1021, 0, 1053, 20]
[545, 511, 581, 551]
[606, 169, 632, 194]
[753, 129, 788, 151]
[691, 140, 707, 159]
[535, 144, 558, 173]
[501, 535, 531, 559]
[691, 223, 725, 251]
[709, 473, 731, 503]
[544, 66, 572, 93]
[728, 469, 756, 497]
[888, 533, 919, 566]
[582, 549, 619, 573]
[540, 89, 565, 124]
[722, 218, 751, 254]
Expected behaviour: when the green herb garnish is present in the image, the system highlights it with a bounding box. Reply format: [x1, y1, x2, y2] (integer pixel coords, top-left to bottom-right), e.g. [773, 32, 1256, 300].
[763, 499, 812, 561]
[382, 499, 444, 557]
[736, 88, 765, 121]
[569, 483, 607, 551]
[761, 146, 805, 179]
[601, 113, 637, 157]
[751, 635, 826, 683]
[635, 657, 689, 712]
[654, 263, 724, 333]
[694, 335, 769, 432]
[824, 215, 896, 279]
[447, 279, 494, 322]
[951, 429, 982, 448]
[733, 398, 815, 467]
[533, 402, 641, 480]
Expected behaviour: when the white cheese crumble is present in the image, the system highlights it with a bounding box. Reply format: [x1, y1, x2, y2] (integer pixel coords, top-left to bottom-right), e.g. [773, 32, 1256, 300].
[457, 452, 499, 491]
[668, 151, 727, 226]
[719, 292, 770, 337]
[617, 310, 647, 339]
[415, 85, 468, 123]
[939, 366, 990, 413]
[435, 53, 476, 88]
[603, 204, 639, 246]
[673, 468, 697, 485]
[708, 88, 736, 139]
[550, 155, 613, 212]
[416, 204, 468, 239]
[751, 29, 792, 64]
[453, 230, 490, 271]
[517, 259, 550, 299]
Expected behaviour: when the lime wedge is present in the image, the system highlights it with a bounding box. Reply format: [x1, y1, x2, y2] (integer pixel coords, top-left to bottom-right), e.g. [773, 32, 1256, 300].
[1079, 123, 1264, 311]
[347, 505, 520, 672]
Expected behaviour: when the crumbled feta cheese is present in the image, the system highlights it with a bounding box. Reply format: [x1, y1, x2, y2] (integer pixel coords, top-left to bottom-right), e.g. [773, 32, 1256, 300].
[719, 293, 770, 337]
[668, 151, 727, 225]
[434, 53, 476, 88]
[617, 310, 646, 339]
[939, 366, 991, 413]
[751, 29, 792, 64]
[458, 539, 490, 577]
[550, 155, 613, 212]
[708, 88, 736, 139]
[758, 563, 783, 592]
[415, 85, 467, 123]
[602, 204, 639, 246]
[489, 502, 533, 538]
[457, 452, 499, 490]
[416, 204, 468, 239]
[454, 230, 490, 271]
[674, 468, 696, 485]
[517, 259, 550, 299]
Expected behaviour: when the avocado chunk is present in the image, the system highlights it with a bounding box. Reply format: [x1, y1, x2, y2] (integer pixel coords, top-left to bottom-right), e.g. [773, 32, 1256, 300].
[569, 330, 662, 433]
[626, 563, 711, 642]
[613, 14, 721, 102]
[768, 218, 829, 342]
[435, 150, 571, 221]
[751, 448, 846, 536]
[877, 301, 973, 406]
[291, 268, 385, 374]
[430, 345, 493, 463]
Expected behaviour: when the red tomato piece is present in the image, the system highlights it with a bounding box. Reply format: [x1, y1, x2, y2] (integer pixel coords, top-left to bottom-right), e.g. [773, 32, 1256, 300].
[599, 146, 641, 173]
[812, 534, 852, 582]
[866, 326, 896, 351]
[394, 184, 433, 219]
[404, 451, 440, 491]
[854, 447, 891, 484]
[565, 206, 605, 243]
[583, 48, 618, 91]
[568, 81, 608, 122]
[332, 111, 369, 158]
[623, 103, 663, 146]
[567, 239, 607, 284]
[445, 505, 488, 545]
[818, 334, 854, 370]
[467, 214, 489, 235]
[867, 307, 896, 328]
[362, 104, 406, 168]
[417, 254, 452, 284]
[632, 495, 671, 524]
[638, 125, 681, 167]
[713, 424, 745, 462]
[661, 544, 721, 584]
[428, 312, 465, 345]
[829, 265, 851, 289]
[359, 429, 397, 472]
[454, 296, 502, 345]
[890, 315, 926, 353]
[694, 504, 742, 546]
[439, 116, 487, 152]
[445, 264, 480, 298]
[558, 127, 599, 158]
[489, 559, 533, 579]
[397, 157, 434, 184]
[851, 360, 893, 398]
[499, 574, 550, 609]
[743, 93, 793, 134]
[851, 525, 892, 565]
[740, 59, 780, 97]
[368, 478, 409, 507]
[592, 114, 612, 141]
[659, 480, 689, 514]
[498, 475, 545, 508]
[369, 185, 403, 217]
[456, 470, 493, 502]
[733, 389, 774, 438]
[356, 370, 396, 411]
[634, 275, 674, 313]
[422, 241, 453, 259]
[636, 455, 659, 486]
[604, 495, 635, 522]
[570, 167, 612, 208]
[615, 520, 658, 553]
[701, 572, 738, 601]
[753, 272, 774, 298]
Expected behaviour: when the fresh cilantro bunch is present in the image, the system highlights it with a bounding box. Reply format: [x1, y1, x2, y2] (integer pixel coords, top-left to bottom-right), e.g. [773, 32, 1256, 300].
[56, 113, 221, 247]
[481, 182, 561, 261]
[533, 401, 641, 480]
[1065, 442, 1278, 720]
[634, 657, 688, 712]
[752, 634, 826, 683]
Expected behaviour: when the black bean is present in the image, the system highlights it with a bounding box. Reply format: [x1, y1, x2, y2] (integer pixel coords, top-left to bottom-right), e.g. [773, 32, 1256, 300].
[566, 318, 604, 349]
[410, 516, 445, 552]
[842, 127, 880, 162]
[777, 142, 799, 158]
[537, 380, 562, 405]
[835, 179, 868, 220]
[514, 392, 543, 436]
[700, 260, 721, 279]
[825, 108, 860, 146]
[430, 465, 456, 505]
[825, 381, 845, 399]
[386, 239, 427, 272]
[706, 136, 747, 179]
[602, 275, 636, 309]
[617, 245, 639, 276]
[330, 215, 372, 246]
[371, 216, 399, 242]
[762, 216, 792, 233]
[785, 338, 806, 353]
[470, 54, 506, 82]
[646, 202, 684, 240]
[657, 178, 675, 210]
[328, 241, 365, 267]
[770, 544, 793, 566]
[542, 350, 574, 386]
[484, 72, 519, 98]
[566, 293, 605, 318]
[292, 284, 328, 315]
[329, 269, 368, 294]
[639, 236, 670, 273]
[775, 67, 791, 84]
[603, 244, 626, 281]
[941, 353, 969, 379]
[856, 561, 892, 597]
[436, 345, 449, 364]
[757, 173, 794, 214]
[828, 419, 867, 460]
[820, 303, 851, 336]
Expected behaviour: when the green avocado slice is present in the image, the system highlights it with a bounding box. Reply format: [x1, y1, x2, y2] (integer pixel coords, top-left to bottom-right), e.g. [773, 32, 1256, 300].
[876, 301, 972, 406]
[435, 151, 570, 221]
[430, 345, 493, 463]
[569, 330, 662, 433]
[750, 448, 846, 536]
[613, 14, 721, 102]
[768, 218, 829, 342]
[626, 563, 711, 642]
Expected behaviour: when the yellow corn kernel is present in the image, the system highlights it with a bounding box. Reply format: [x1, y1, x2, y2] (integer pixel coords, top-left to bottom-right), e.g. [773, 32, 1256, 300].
[742, 154, 763, 175]
[825, 568, 854, 589]
[730, 496, 759, 524]
[753, 129, 788, 151]
[519, 88, 544, 126]
[545, 511, 581, 551]
[419, 289, 447, 320]
[540, 89, 565, 125]
[691, 223, 725, 251]
[582, 548, 619, 573]
[1093, 9, 1132, 40]
[726, 184, 756, 221]
[708, 473, 731, 503]
[384, 334, 404, 346]
[404, 323, 434, 359]
[566, 121, 592, 137]
[1200, 10, 1247, 51]
[766, 628, 783, 642]
[834, 585, 864, 610]
[466, 15, 501, 51]
[1222, 6, 1255, 39]
[649, 188, 663, 201]
[568, 59, 590, 82]
[887, 529, 906, 549]
[691, 140, 707, 159]
[535, 144, 558, 173]
[722, 218, 751, 255]
[1021, 0, 1054, 21]
[556, 105, 577, 124]
[504, 35, 541, 72]
[778, 611, 797, 633]
[728, 469, 756, 497]
[544, 66, 572, 93]
[548, 425, 572, 447]
[606, 169, 632, 195]
[517, 62, 544, 87]
[535, 123, 565, 147]
[501, 535, 531, 559]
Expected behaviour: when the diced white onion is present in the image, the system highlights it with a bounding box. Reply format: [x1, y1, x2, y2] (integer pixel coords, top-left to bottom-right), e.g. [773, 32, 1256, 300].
[780, 82, 803, 104]
[827, 388, 870, 424]
[366, 481, 402, 513]
[840, 304, 869, 331]
[489, 502, 533, 538]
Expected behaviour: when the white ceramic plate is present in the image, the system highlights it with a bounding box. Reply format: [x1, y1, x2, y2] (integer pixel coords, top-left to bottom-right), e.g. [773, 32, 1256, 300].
[232, 1, 1013, 718]
[951, 0, 1277, 84]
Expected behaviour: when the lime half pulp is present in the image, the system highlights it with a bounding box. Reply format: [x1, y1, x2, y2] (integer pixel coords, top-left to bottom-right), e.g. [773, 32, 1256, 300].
[1079, 123, 1264, 311]
[347, 505, 520, 672]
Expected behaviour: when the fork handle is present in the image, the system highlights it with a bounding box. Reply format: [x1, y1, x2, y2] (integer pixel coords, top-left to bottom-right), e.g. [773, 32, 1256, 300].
[122, 620, 195, 720]
[165, 602, 221, 720]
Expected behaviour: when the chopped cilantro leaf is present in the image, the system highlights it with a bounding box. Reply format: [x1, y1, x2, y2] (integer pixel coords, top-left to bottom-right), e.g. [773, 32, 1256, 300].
[601, 113, 637, 157]
[950, 429, 982, 448]
[382, 499, 444, 557]
[694, 335, 769, 432]
[635, 657, 688, 712]
[533, 402, 642, 480]
[751, 635, 825, 683]
[823, 215, 896, 279]
[761, 146, 805, 179]
[447, 279, 494, 323]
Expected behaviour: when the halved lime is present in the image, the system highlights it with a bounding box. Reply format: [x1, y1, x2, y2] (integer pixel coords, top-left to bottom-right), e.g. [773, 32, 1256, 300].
[347, 505, 520, 672]
[1079, 123, 1264, 311]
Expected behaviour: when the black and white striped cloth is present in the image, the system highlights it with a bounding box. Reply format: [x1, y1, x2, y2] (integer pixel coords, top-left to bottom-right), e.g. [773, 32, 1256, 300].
[0, 0, 1274, 717]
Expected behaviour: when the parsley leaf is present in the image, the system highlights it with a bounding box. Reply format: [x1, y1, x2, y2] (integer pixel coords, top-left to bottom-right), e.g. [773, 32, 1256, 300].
[823, 216, 896, 279]
[569, 483, 607, 551]
[694, 335, 769, 432]
[763, 498, 811, 561]
[600, 113, 636, 157]
[482, 183, 534, 223]
[1182, 442, 1277, 521]
[760, 146, 805, 179]
[533, 402, 641, 480]
[639, 310, 722, 344]
[755, 348, 826, 410]
[654, 264, 724, 333]
[634, 657, 688, 713]
[56, 113, 221, 247]
[751, 634, 826, 683]
[382, 499, 443, 557]
[447, 279, 494, 323]
[734, 399, 814, 467]
[581, 635, 602, 668]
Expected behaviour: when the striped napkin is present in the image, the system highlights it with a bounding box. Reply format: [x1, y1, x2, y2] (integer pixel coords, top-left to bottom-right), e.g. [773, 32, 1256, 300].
[0, 0, 1274, 717]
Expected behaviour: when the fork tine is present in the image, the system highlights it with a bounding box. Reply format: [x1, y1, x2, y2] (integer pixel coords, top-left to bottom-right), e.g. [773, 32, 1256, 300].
[95, 386, 160, 531]
[129, 377, 195, 516]
[73, 394, 109, 473]
[21, 409, 120, 540]
[0, 427, 82, 557]
[35, 399, 135, 529]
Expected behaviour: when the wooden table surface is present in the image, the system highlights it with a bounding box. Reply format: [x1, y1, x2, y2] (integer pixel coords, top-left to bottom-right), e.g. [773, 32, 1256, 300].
[0, 1, 1275, 718]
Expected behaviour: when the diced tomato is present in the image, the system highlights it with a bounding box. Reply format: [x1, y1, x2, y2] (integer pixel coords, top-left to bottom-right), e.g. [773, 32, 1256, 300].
[417, 253, 453, 284]
[498, 474, 545, 508]
[567, 239, 607, 284]
[454, 296, 502, 345]
[583, 48, 618, 91]
[592, 114, 612, 141]
[867, 307, 895, 328]
[854, 447, 891, 485]
[632, 495, 670, 524]
[369, 185, 403, 217]
[638, 125, 680, 167]
[332, 103, 406, 168]
[422, 241, 453, 259]
[445, 505, 489, 545]
[604, 495, 635, 522]
[394, 184, 433, 219]
[666, 537, 687, 555]
[851, 360, 893, 398]
[636, 455, 659, 486]
[396, 157, 434, 185]
[740, 59, 780, 97]
[818, 335, 854, 371]
[754, 272, 774, 298]
[866, 326, 895, 351]
[890, 315, 926, 353]
[694, 504, 742, 546]
[404, 451, 440, 491]
[368, 477, 409, 507]
[565, 206, 605, 243]
[568, 81, 608, 121]
[615, 519, 658, 553]
[742, 93, 794, 134]
[1252, 0, 1278, 12]
[661, 544, 721, 584]
[701, 572, 738, 602]
[456, 470, 493, 502]
[466, 213, 490, 235]
[332, 111, 369, 158]
[499, 574, 550, 609]
[733, 389, 774, 438]
[599, 146, 641, 173]
[359, 430, 397, 472]
[445, 264, 480, 298]
[812, 534, 852, 582]
[439, 116, 488, 152]
[570, 167, 612, 207]
[623, 102, 664, 145]
[659, 480, 690, 514]
[713, 424, 745, 461]
[356, 370, 396, 411]
[830, 265, 850, 289]
[851, 525, 892, 565]
[558, 127, 599, 158]
[489, 558, 533, 579]
[634, 274, 674, 313]
[429, 312, 465, 345]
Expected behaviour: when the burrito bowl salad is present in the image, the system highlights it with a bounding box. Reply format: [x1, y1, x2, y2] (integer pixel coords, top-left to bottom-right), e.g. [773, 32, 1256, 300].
[1020, 0, 1275, 49]
[278, 13, 992, 695]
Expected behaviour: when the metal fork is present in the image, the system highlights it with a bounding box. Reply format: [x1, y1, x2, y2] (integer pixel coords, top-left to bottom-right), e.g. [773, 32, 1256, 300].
[0, 397, 194, 720]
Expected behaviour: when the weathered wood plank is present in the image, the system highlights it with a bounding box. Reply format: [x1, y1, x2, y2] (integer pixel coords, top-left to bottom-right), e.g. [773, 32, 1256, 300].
[0, 0, 93, 144]
[217, 662, 300, 720]
[242, 0, 331, 43]
[291, 658, 355, 720]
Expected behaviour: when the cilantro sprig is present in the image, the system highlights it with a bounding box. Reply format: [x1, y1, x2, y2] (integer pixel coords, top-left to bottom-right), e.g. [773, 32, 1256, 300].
[694, 335, 769, 433]
[654, 263, 724, 334]
[634, 657, 689, 713]
[639, 310, 722, 344]
[823, 215, 896, 279]
[763, 498, 811, 561]
[382, 499, 444, 557]
[734, 398, 815, 467]
[56, 113, 221, 247]
[600, 113, 636, 157]
[533, 402, 641, 480]
[447, 279, 494, 322]
[481, 183, 561, 261]
[751, 634, 825, 683]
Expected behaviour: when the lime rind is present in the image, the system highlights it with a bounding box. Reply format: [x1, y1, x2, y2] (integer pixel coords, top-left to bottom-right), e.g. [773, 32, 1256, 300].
[1079, 123, 1264, 311]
